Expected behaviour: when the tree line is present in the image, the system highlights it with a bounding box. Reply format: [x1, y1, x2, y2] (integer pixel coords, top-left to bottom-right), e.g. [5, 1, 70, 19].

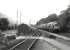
[36, 6, 70, 33]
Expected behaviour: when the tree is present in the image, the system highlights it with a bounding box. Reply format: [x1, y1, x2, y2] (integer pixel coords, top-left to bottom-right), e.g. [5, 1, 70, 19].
[0, 18, 9, 31]
[35, 14, 62, 33]
[36, 14, 58, 25]
[36, 5, 70, 33]
[17, 23, 34, 36]
[8, 24, 18, 30]
[58, 6, 70, 32]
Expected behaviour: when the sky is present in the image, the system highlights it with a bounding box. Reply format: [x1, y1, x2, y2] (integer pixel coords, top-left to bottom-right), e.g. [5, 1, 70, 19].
[0, 0, 69, 25]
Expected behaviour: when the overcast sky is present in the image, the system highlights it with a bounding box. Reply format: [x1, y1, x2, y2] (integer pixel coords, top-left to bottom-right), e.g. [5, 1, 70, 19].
[0, 0, 69, 24]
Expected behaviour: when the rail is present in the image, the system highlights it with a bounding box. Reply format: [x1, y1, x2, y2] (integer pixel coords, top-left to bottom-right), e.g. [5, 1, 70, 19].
[14, 36, 70, 50]
[31, 26, 70, 41]
[40, 30, 70, 41]
[8, 28, 41, 50]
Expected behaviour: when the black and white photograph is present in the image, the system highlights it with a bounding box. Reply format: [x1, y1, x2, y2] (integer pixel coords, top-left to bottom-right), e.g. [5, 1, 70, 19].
[0, 0, 70, 50]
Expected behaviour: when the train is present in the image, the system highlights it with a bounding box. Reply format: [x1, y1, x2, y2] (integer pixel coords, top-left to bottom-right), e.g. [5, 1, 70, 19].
[36, 21, 61, 33]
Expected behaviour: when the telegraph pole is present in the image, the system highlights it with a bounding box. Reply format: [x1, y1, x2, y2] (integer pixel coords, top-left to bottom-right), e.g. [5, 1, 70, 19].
[20, 10, 22, 24]
[17, 9, 18, 25]
[16, 9, 22, 24]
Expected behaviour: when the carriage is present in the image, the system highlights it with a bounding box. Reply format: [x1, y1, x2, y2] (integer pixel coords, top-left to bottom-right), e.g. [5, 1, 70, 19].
[36, 21, 61, 33]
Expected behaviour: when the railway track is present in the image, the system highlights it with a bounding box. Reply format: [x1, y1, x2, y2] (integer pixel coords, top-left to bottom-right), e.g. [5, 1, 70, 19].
[31, 26, 70, 41]
[11, 36, 70, 50]
[2, 27, 70, 50]
[29, 39, 60, 50]
[2, 28, 41, 50]
[5, 36, 70, 50]
[9, 39, 36, 50]
[29, 27, 70, 50]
